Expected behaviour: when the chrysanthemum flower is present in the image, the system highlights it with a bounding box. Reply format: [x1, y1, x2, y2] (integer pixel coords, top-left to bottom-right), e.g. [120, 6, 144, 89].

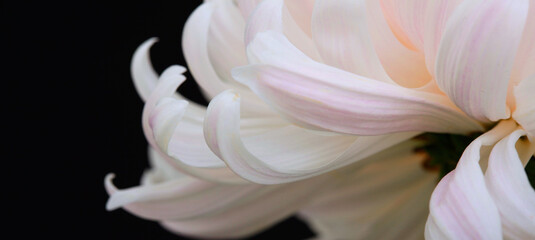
[106, 0, 534, 239]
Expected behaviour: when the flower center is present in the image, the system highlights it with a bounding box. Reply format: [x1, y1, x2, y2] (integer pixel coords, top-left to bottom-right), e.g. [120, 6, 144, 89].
[416, 132, 535, 187]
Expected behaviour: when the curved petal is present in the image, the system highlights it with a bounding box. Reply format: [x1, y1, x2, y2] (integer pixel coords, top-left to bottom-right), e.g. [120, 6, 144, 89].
[203, 90, 419, 184]
[244, 0, 321, 62]
[182, 3, 227, 99]
[485, 129, 535, 239]
[310, 0, 394, 83]
[422, 0, 463, 75]
[435, 0, 529, 122]
[160, 175, 327, 239]
[182, 2, 274, 116]
[130, 38, 160, 102]
[365, 0, 431, 88]
[379, 0, 427, 52]
[284, 0, 314, 37]
[235, 31, 483, 136]
[300, 143, 437, 240]
[207, 0, 248, 85]
[425, 120, 518, 239]
[142, 66, 247, 184]
[513, 75, 535, 139]
[510, 1, 535, 88]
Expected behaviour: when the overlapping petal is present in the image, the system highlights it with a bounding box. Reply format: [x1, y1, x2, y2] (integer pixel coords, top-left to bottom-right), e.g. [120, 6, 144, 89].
[300, 141, 437, 239]
[435, 0, 529, 122]
[379, 0, 427, 52]
[311, 0, 393, 83]
[203, 90, 418, 184]
[425, 120, 518, 239]
[106, 147, 332, 239]
[364, 0, 431, 88]
[485, 129, 535, 239]
[234, 30, 482, 136]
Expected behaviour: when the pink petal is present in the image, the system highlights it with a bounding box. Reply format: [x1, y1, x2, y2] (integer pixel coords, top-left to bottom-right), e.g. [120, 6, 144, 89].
[435, 0, 529, 122]
[379, 0, 428, 52]
[422, 0, 463, 75]
[365, 0, 431, 88]
[485, 129, 535, 239]
[284, 0, 315, 37]
[425, 120, 518, 239]
[234, 31, 483, 135]
[203, 90, 418, 184]
[310, 0, 394, 83]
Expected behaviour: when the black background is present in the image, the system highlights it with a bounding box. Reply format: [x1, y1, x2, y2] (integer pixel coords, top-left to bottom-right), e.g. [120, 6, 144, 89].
[6, 1, 313, 239]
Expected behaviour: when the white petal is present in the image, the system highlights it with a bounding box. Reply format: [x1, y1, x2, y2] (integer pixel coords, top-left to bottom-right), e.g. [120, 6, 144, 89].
[365, 0, 431, 88]
[130, 37, 161, 102]
[183, 2, 274, 116]
[300, 141, 437, 240]
[203, 90, 419, 184]
[435, 0, 529, 122]
[235, 31, 483, 135]
[142, 66, 247, 184]
[310, 0, 394, 83]
[244, 0, 321, 62]
[425, 120, 518, 239]
[207, 0, 248, 85]
[159, 175, 331, 239]
[485, 129, 535, 239]
[513, 74, 535, 139]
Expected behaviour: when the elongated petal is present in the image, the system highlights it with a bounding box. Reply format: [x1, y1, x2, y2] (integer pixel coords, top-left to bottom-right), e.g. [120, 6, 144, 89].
[300, 142, 437, 240]
[422, 0, 463, 75]
[160, 176, 328, 239]
[130, 38, 160, 102]
[142, 66, 246, 184]
[311, 0, 393, 83]
[204, 90, 419, 184]
[435, 0, 529, 122]
[235, 31, 482, 136]
[207, 0, 248, 85]
[236, 0, 263, 20]
[485, 129, 535, 239]
[182, 3, 227, 99]
[425, 120, 518, 239]
[365, 0, 431, 88]
[379, 0, 427, 52]
[513, 75, 535, 139]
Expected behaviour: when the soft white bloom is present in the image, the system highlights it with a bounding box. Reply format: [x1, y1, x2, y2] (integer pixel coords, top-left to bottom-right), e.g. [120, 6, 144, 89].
[107, 0, 534, 239]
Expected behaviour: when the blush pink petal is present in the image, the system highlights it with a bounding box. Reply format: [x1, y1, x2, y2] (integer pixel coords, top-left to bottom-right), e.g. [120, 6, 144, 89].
[422, 0, 463, 75]
[425, 120, 518, 239]
[235, 31, 482, 136]
[435, 0, 529, 122]
[311, 0, 394, 83]
[365, 0, 431, 88]
[485, 129, 535, 239]
[203, 90, 418, 184]
[379, 0, 427, 52]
